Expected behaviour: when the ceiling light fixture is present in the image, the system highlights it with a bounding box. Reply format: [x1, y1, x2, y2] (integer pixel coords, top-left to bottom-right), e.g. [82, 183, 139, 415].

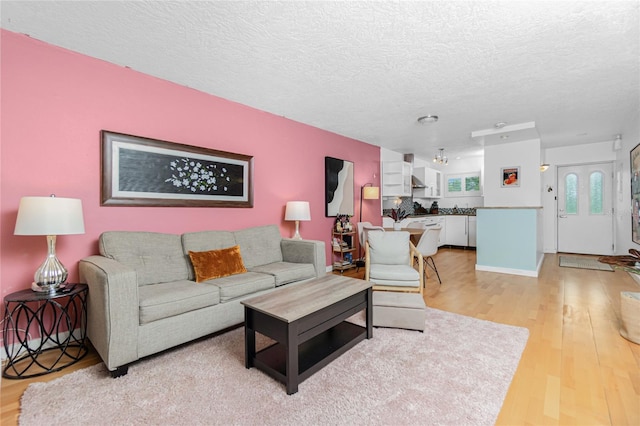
[433, 148, 448, 165]
[417, 115, 438, 124]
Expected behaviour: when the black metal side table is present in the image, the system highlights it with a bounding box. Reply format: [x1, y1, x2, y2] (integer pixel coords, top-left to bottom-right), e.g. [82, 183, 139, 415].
[2, 284, 88, 379]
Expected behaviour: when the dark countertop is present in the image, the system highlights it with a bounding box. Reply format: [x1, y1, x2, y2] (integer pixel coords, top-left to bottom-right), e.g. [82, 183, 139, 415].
[406, 213, 476, 217]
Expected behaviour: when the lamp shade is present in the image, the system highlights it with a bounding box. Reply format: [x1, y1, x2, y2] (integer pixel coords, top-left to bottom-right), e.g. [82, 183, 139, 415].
[363, 186, 379, 200]
[284, 201, 311, 221]
[14, 196, 85, 236]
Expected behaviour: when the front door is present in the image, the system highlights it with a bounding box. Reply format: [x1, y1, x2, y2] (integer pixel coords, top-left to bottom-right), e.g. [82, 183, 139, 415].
[557, 163, 614, 255]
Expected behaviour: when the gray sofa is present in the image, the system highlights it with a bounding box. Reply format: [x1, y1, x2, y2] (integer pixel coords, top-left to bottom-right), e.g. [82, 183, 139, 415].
[79, 224, 326, 377]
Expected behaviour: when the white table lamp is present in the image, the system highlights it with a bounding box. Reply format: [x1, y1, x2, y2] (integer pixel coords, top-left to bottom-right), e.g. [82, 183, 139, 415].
[285, 201, 311, 240]
[14, 195, 85, 293]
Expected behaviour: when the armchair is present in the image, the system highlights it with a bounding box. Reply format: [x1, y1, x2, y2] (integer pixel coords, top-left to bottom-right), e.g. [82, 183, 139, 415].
[364, 231, 424, 295]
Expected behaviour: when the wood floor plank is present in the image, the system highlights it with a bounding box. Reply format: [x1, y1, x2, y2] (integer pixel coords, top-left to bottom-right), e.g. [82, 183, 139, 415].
[2, 249, 639, 425]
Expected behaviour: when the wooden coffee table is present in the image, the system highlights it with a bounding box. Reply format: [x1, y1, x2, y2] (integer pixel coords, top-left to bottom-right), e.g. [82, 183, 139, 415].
[242, 274, 373, 394]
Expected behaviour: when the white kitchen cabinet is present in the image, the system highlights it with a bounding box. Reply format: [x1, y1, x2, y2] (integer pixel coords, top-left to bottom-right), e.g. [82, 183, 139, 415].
[468, 216, 477, 247]
[427, 168, 442, 198]
[412, 167, 442, 198]
[435, 216, 446, 246]
[445, 215, 468, 246]
[382, 161, 412, 197]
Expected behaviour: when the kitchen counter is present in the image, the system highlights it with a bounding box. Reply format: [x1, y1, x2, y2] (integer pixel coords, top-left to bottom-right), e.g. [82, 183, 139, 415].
[476, 206, 541, 209]
[406, 212, 476, 217]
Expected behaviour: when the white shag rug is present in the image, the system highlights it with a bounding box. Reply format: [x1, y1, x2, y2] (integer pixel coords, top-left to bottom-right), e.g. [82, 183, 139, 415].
[559, 255, 614, 271]
[19, 308, 529, 426]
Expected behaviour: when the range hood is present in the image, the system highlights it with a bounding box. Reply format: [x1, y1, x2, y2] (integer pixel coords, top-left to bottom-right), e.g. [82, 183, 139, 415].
[404, 153, 426, 188]
[411, 175, 426, 188]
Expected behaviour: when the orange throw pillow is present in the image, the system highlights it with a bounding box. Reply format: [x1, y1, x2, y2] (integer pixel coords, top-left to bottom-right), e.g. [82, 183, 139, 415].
[188, 245, 247, 282]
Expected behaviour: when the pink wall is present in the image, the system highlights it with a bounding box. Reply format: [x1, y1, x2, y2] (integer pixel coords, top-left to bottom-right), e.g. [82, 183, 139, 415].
[0, 30, 381, 301]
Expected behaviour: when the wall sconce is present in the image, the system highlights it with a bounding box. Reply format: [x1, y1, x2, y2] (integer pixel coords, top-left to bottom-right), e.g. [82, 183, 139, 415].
[284, 201, 311, 240]
[14, 195, 85, 293]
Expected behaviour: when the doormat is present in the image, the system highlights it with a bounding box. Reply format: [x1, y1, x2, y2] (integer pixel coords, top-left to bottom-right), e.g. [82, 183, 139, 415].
[559, 255, 613, 271]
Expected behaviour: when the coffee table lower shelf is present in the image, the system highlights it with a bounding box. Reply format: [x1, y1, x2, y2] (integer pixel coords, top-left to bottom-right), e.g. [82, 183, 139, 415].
[253, 321, 366, 386]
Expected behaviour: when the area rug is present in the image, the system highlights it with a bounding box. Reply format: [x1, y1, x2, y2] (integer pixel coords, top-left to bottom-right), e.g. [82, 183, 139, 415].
[19, 308, 529, 426]
[559, 255, 614, 271]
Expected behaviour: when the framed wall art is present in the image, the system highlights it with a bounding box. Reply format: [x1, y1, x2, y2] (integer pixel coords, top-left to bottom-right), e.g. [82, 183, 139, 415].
[501, 167, 520, 187]
[631, 143, 640, 244]
[445, 171, 482, 197]
[101, 131, 253, 207]
[325, 156, 354, 217]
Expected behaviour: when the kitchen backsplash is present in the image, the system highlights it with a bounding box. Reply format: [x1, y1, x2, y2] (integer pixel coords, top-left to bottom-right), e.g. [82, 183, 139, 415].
[383, 198, 476, 216]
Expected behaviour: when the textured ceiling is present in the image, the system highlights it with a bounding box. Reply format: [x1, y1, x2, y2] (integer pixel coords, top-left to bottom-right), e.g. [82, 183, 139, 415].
[2, 1, 639, 161]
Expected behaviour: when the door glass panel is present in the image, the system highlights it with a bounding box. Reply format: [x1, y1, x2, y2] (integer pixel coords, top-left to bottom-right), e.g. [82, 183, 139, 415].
[590, 171, 603, 214]
[565, 173, 578, 214]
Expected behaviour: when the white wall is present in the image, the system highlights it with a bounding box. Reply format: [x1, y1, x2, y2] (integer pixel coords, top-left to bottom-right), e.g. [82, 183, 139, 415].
[484, 139, 542, 207]
[542, 141, 617, 253]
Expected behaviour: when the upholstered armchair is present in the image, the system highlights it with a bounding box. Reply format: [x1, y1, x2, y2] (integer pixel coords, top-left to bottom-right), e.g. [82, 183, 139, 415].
[364, 231, 424, 294]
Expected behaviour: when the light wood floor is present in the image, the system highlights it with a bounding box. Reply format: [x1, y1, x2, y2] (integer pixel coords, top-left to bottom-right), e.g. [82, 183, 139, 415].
[2, 251, 639, 425]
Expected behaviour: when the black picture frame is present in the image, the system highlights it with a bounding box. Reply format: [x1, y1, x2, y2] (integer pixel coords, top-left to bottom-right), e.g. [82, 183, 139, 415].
[325, 157, 354, 217]
[101, 131, 253, 207]
[631, 143, 640, 244]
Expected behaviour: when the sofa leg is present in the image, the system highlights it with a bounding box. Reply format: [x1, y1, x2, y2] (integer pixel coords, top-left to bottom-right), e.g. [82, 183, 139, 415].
[110, 365, 129, 378]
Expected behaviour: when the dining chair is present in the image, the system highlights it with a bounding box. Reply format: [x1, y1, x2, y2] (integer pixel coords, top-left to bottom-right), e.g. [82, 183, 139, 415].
[356, 222, 384, 268]
[357, 221, 372, 250]
[365, 231, 424, 294]
[414, 225, 442, 284]
[405, 221, 425, 229]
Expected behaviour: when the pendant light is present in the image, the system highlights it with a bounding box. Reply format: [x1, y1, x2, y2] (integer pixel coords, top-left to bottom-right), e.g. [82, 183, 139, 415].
[433, 148, 448, 165]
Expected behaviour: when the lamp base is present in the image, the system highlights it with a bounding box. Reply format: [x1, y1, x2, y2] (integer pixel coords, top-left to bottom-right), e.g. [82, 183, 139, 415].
[291, 220, 303, 240]
[31, 281, 65, 293]
[31, 235, 68, 293]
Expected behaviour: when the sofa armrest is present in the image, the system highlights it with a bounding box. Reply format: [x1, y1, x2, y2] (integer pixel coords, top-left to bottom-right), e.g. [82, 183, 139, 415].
[79, 255, 139, 372]
[281, 239, 326, 278]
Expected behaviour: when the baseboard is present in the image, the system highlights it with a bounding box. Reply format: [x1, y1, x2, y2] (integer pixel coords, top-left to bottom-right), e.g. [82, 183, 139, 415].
[475, 264, 539, 277]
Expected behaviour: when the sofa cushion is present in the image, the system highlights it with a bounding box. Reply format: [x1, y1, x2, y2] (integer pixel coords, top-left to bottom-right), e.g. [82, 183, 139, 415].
[188, 245, 247, 282]
[204, 271, 275, 302]
[100, 231, 189, 286]
[249, 262, 316, 286]
[138, 280, 221, 324]
[233, 225, 283, 269]
[181, 231, 237, 281]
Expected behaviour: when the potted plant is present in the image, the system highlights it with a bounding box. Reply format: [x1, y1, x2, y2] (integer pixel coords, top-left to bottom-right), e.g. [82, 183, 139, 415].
[387, 207, 408, 230]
